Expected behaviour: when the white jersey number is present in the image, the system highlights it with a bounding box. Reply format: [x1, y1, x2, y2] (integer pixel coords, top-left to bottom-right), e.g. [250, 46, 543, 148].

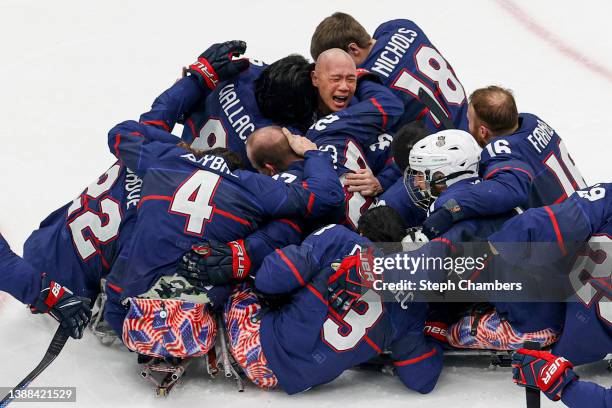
[170, 170, 219, 235]
[391, 46, 465, 126]
[568, 235, 612, 325]
[323, 290, 383, 351]
[544, 140, 587, 198]
[192, 118, 228, 150]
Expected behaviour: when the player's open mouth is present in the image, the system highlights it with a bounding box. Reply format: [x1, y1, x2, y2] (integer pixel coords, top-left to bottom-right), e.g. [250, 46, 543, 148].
[332, 96, 348, 107]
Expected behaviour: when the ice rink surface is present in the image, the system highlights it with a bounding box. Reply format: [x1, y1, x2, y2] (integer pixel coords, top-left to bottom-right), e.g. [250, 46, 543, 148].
[0, 0, 610, 406]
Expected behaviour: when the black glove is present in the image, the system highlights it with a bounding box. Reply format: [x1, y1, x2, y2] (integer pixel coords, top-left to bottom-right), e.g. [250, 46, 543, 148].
[327, 248, 378, 315]
[422, 199, 464, 239]
[31, 275, 91, 339]
[188, 40, 248, 90]
[177, 239, 251, 287]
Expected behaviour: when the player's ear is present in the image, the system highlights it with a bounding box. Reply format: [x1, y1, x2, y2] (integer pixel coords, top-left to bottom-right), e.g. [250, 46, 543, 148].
[311, 70, 318, 87]
[347, 43, 361, 57]
[263, 163, 277, 176]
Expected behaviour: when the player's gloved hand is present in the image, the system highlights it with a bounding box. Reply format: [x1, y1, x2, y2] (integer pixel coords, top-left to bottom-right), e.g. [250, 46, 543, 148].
[423, 321, 449, 344]
[512, 348, 578, 401]
[31, 275, 92, 339]
[177, 239, 251, 287]
[188, 40, 249, 90]
[422, 199, 465, 239]
[327, 248, 378, 314]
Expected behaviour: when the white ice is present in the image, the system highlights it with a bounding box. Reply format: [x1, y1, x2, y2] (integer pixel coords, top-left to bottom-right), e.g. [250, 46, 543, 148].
[0, 0, 611, 406]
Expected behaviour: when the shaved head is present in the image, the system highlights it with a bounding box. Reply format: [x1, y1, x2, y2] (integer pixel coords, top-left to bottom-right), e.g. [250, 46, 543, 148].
[311, 48, 357, 115]
[246, 126, 300, 175]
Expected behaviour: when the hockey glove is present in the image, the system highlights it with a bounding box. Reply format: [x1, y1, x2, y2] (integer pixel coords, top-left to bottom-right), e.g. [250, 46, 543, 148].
[178, 239, 251, 287]
[423, 321, 449, 344]
[327, 248, 379, 314]
[188, 40, 249, 90]
[31, 275, 92, 339]
[512, 348, 578, 401]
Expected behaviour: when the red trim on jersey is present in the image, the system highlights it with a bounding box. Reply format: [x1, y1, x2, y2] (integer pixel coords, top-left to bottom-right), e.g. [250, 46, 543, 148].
[431, 237, 456, 253]
[114, 133, 121, 158]
[484, 166, 534, 181]
[393, 346, 438, 366]
[186, 118, 197, 137]
[213, 208, 251, 226]
[543, 206, 567, 256]
[305, 192, 315, 217]
[279, 219, 302, 233]
[370, 98, 388, 129]
[306, 283, 327, 304]
[107, 282, 123, 293]
[140, 120, 170, 131]
[275, 249, 305, 286]
[364, 335, 382, 354]
[138, 195, 173, 208]
[553, 194, 567, 204]
[301, 181, 309, 189]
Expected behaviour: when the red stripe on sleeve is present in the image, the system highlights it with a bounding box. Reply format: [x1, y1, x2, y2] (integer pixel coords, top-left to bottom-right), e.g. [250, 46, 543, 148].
[275, 249, 305, 286]
[306, 192, 315, 217]
[213, 208, 251, 226]
[140, 120, 170, 131]
[364, 336, 382, 354]
[485, 166, 533, 180]
[393, 346, 438, 366]
[279, 219, 302, 233]
[543, 206, 567, 256]
[114, 133, 121, 158]
[306, 283, 327, 304]
[370, 98, 388, 129]
[137, 195, 173, 209]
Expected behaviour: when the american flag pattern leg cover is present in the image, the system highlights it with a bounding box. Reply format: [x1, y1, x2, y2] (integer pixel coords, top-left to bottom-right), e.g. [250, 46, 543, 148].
[224, 285, 278, 389]
[448, 308, 559, 350]
[122, 298, 216, 358]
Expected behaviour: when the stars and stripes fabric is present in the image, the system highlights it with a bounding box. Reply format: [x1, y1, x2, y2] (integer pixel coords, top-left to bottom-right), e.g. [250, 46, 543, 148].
[122, 298, 216, 358]
[224, 285, 278, 389]
[448, 308, 559, 350]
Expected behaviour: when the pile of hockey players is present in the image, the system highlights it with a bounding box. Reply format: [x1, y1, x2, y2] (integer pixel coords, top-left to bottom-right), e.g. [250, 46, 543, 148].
[1, 12, 609, 407]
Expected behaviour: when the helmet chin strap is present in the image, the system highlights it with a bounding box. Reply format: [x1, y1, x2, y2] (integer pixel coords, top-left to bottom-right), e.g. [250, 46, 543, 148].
[429, 170, 474, 189]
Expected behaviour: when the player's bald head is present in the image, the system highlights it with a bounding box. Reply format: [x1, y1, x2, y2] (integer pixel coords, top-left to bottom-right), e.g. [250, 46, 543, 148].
[315, 48, 356, 74]
[246, 126, 299, 174]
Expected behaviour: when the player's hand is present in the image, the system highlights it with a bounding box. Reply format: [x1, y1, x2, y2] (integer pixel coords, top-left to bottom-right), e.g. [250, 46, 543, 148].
[512, 348, 578, 401]
[327, 248, 378, 314]
[282, 127, 317, 156]
[345, 169, 383, 196]
[188, 40, 249, 90]
[422, 207, 454, 239]
[31, 275, 91, 339]
[177, 239, 251, 287]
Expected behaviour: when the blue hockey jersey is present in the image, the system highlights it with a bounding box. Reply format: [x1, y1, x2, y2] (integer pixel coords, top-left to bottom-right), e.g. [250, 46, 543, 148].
[375, 177, 426, 227]
[256, 224, 443, 395]
[19, 162, 142, 303]
[103, 120, 343, 333]
[0, 234, 41, 304]
[489, 184, 612, 364]
[360, 19, 469, 131]
[307, 78, 403, 229]
[138, 62, 272, 171]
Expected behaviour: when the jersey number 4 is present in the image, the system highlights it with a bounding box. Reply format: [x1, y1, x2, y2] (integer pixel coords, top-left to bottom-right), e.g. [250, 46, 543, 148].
[170, 170, 220, 236]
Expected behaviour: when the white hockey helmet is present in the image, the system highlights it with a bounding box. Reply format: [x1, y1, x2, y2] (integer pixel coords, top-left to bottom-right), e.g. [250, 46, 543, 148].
[404, 129, 481, 210]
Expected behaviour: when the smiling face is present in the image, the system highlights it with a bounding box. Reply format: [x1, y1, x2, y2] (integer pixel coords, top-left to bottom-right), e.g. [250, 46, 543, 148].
[311, 48, 357, 114]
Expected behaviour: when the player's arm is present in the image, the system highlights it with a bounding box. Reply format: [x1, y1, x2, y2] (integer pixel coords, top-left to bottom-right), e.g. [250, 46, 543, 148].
[562, 380, 611, 408]
[254, 243, 320, 295]
[423, 158, 534, 239]
[391, 332, 444, 394]
[0, 233, 43, 304]
[139, 40, 249, 131]
[249, 130, 344, 219]
[107, 120, 183, 177]
[177, 219, 303, 287]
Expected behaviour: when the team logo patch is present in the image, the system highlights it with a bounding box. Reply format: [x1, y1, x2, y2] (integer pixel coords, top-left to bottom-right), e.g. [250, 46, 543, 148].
[436, 135, 446, 147]
[122, 298, 216, 358]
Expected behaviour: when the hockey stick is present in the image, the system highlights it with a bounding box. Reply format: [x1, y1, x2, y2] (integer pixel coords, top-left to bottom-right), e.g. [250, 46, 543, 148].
[417, 88, 456, 130]
[523, 341, 541, 408]
[0, 326, 69, 407]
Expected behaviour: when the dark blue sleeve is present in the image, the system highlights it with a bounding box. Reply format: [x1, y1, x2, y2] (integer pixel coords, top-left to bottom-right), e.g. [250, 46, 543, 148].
[107, 120, 183, 177]
[377, 178, 427, 227]
[572, 183, 612, 233]
[449, 158, 534, 220]
[392, 334, 443, 394]
[139, 76, 208, 132]
[245, 219, 303, 273]
[245, 150, 344, 219]
[254, 244, 320, 295]
[376, 161, 402, 191]
[0, 234, 41, 304]
[561, 380, 611, 408]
